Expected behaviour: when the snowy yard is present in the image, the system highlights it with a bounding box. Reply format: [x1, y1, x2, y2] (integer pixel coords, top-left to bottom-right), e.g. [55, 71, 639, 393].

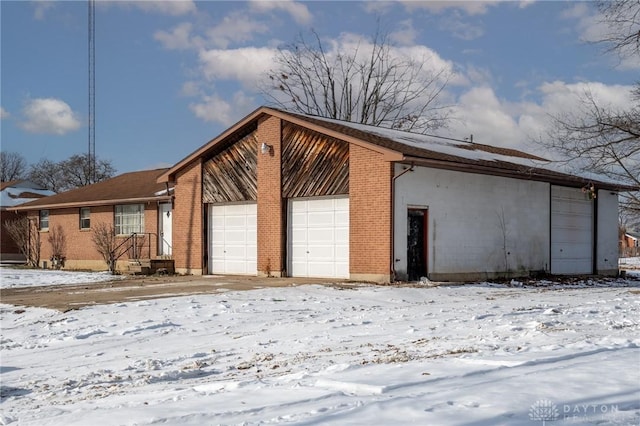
[1, 270, 639, 425]
[0, 267, 124, 289]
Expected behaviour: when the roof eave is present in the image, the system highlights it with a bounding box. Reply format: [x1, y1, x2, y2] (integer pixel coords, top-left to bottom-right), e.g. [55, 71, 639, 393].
[13, 195, 172, 212]
[265, 109, 404, 160]
[157, 107, 405, 184]
[157, 106, 272, 184]
[400, 156, 637, 191]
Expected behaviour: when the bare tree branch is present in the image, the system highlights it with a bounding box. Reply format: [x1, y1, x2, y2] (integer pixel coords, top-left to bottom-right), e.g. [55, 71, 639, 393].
[598, 0, 640, 60]
[3, 216, 40, 267]
[91, 222, 117, 273]
[261, 26, 453, 133]
[544, 88, 640, 222]
[0, 152, 27, 182]
[542, 1, 640, 225]
[27, 153, 116, 193]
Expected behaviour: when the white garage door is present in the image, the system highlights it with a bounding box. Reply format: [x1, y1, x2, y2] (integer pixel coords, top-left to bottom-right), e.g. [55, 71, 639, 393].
[209, 203, 257, 275]
[551, 186, 593, 274]
[289, 197, 349, 279]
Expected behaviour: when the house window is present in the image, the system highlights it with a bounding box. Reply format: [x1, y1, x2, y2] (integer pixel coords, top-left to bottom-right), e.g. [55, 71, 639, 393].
[39, 210, 49, 231]
[80, 207, 90, 230]
[115, 204, 144, 235]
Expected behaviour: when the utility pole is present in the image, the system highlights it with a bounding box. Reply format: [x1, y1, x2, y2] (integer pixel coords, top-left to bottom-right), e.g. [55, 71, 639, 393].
[88, 0, 96, 183]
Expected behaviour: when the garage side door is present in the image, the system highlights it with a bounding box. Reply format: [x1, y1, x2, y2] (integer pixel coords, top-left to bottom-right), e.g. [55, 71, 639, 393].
[551, 186, 593, 274]
[209, 203, 257, 275]
[289, 197, 349, 279]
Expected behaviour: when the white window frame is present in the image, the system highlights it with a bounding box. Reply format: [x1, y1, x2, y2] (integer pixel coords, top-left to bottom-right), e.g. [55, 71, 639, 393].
[115, 204, 144, 235]
[39, 210, 49, 231]
[80, 207, 91, 230]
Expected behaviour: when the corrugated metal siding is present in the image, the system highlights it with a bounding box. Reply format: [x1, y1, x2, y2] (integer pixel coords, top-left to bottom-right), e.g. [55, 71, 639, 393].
[282, 123, 349, 198]
[203, 133, 258, 203]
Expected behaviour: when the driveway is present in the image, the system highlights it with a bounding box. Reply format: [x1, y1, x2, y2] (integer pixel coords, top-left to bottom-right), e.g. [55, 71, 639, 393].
[0, 274, 352, 312]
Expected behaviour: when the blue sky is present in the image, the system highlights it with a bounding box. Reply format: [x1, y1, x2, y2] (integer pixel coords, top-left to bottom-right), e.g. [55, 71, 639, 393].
[1, 1, 637, 175]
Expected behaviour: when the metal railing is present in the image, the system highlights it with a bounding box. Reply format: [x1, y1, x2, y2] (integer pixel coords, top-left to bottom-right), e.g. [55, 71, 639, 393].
[109, 232, 157, 274]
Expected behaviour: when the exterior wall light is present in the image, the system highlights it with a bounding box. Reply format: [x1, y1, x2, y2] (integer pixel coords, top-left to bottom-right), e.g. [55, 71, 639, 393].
[261, 142, 272, 155]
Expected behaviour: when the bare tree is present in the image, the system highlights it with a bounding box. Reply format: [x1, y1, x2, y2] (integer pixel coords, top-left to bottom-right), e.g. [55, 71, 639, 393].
[3, 216, 40, 267]
[47, 224, 67, 269]
[91, 222, 117, 273]
[59, 153, 116, 189]
[0, 152, 27, 182]
[597, 0, 640, 61]
[28, 159, 65, 193]
[545, 0, 640, 221]
[545, 91, 640, 216]
[28, 153, 116, 193]
[263, 27, 453, 132]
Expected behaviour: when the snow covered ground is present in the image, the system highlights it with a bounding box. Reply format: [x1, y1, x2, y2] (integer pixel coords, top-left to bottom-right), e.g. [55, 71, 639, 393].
[620, 257, 640, 270]
[0, 267, 123, 289]
[1, 269, 639, 425]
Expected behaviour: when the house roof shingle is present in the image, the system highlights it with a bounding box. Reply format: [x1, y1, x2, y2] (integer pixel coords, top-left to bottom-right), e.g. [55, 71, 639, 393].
[159, 106, 636, 192]
[14, 168, 171, 211]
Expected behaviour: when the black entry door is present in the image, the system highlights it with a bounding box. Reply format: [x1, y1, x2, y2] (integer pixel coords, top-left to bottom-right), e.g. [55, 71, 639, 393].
[407, 209, 428, 281]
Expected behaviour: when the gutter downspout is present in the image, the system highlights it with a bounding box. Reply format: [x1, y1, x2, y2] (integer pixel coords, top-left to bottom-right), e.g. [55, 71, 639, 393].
[390, 162, 414, 282]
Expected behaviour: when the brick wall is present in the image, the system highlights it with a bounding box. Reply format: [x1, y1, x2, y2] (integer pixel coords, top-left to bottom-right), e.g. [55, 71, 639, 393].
[173, 159, 203, 274]
[349, 144, 392, 282]
[256, 115, 284, 277]
[24, 204, 160, 270]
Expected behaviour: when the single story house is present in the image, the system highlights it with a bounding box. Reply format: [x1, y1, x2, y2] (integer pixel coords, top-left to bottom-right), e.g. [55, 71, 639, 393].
[1, 180, 54, 263]
[620, 230, 640, 257]
[14, 169, 173, 271]
[158, 106, 634, 282]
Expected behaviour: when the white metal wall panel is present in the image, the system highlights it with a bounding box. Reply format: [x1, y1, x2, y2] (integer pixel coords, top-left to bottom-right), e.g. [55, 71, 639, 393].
[551, 186, 593, 274]
[289, 197, 349, 278]
[209, 203, 257, 275]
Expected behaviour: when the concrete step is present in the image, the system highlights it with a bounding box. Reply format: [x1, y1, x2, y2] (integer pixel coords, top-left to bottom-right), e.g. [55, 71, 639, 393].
[127, 259, 174, 275]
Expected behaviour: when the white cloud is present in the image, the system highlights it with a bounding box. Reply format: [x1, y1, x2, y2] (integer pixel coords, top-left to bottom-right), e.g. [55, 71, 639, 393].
[33, 1, 55, 20]
[249, 0, 312, 25]
[180, 81, 200, 97]
[362, 1, 395, 14]
[0, 107, 9, 119]
[206, 11, 270, 49]
[154, 22, 203, 50]
[112, 0, 196, 16]
[448, 81, 635, 157]
[19, 98, 81, 135]
[561, 3, 640, 70]
[438, 11, 484, 40]
[192, 33, 464, 124]
[390, 20, 418, 46]
[561, 3, 606, 42]
[391, 43, 466, 86]
[463, 65, 493, 86]
[189, 91, 255, 126]
[452, 86, 523, 145]
[535, 81, 634, 120]
[518, 0, 535, 9]
[198, 47, 278, 86]
[401, 1, 500, 16]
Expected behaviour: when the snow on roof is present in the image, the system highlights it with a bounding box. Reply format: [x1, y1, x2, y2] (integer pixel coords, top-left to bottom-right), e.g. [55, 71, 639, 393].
[0, 182, 54, 208]
[295, 112, 629, 189]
